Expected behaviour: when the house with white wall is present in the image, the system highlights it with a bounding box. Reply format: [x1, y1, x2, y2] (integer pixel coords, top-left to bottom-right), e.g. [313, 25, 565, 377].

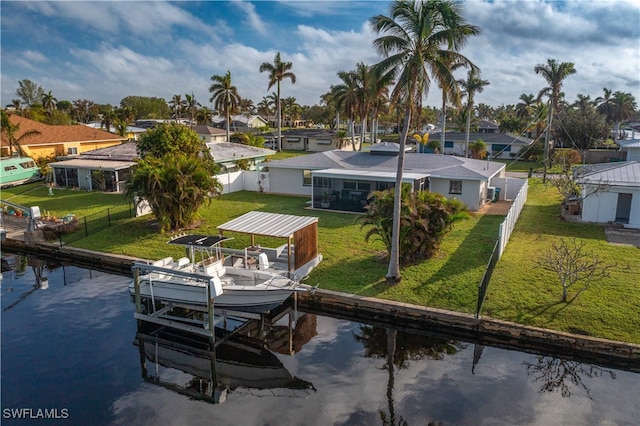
[193, 125, 230, 143]
[576, 161, 640, 228]
[429, 131, 533, 159]
[260, 129, 362, 152]
[264, 143, 507, 212]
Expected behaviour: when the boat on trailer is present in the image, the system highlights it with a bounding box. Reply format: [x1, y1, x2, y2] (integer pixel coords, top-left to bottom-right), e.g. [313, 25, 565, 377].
[129, 234, 309, 313]
[0, 156, 40, 188]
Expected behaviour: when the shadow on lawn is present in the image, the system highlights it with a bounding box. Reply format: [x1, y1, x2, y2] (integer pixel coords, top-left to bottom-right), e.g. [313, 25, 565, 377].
[419, 214, 503, 309]
[517, 202, 606, 241]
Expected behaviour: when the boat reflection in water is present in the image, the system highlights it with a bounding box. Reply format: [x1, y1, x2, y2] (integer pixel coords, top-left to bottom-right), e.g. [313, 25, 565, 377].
[134, 315, 317, 404]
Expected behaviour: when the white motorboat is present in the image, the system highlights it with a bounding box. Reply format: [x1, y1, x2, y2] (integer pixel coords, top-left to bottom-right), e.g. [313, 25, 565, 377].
[129, 234, 307, 312]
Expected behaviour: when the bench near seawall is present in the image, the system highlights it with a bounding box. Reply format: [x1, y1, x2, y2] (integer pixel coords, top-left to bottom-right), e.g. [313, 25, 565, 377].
[3, 237, 639, 372]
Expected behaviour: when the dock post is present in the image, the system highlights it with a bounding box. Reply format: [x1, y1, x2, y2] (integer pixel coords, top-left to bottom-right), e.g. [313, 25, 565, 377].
[133, 267, 142, 314]
[207, 282, 215, 345]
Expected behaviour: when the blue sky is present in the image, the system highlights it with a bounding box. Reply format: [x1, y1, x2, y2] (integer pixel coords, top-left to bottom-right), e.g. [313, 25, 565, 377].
[1, 1, 639, 110]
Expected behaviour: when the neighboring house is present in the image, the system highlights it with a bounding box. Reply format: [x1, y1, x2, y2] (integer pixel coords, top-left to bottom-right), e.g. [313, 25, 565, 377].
[193, 125, 230, 143]
[576, 161, 640, 228]
[49, 142, 137, 192]
[212, 115, 268, 130]
[429, 131, 533, 159]
[264, 142, 506, 212]
[207, 142, 275, 172]
[48, 140, 274, 192]
[478, 120, 499, 134]
[0, 115, 126, 158]
[259, 129, 362, 152]
[616, 135, 640, 161]
[84, 122, 147, 141]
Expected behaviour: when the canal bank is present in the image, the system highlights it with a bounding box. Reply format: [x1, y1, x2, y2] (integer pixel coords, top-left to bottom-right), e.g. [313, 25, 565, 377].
[2, 237, 639, 372]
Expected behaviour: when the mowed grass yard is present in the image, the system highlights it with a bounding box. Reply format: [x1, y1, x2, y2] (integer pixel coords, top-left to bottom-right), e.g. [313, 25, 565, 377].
[486, 179, 640, 344]
[3, 178, 639, 343]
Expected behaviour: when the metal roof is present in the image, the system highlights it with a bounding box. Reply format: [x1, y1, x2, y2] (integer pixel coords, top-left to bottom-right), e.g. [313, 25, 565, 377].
[312, 168, 428, 182]
[576, 161, 640, 187]
[49, 159, 136, 170]
[217, 211, 319, 238]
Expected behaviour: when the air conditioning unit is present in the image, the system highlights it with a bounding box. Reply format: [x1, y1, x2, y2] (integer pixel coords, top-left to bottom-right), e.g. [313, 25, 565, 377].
[486, 186, 496, 200]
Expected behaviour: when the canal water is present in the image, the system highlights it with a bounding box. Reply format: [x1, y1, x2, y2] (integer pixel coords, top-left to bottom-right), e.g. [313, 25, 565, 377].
[1, 257, 638, 425]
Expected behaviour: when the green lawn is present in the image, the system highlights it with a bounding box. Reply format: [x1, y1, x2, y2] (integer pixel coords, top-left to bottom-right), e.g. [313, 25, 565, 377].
[4, 179, 639, 343]
[485, 179, 640, 344]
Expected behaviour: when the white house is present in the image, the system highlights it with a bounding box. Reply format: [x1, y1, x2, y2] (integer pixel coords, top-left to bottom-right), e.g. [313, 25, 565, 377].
[577, 161, 640, 228]
[212, 115, 268, 130]
[193, 125, 230, 143]
[207, 142, 275, 172]
[264, 143, 508, 212]
[616, 136, 640, 161]
[429, 131, 533, 159]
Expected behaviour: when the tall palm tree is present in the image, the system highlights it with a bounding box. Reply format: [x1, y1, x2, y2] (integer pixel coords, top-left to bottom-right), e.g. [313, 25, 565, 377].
[238, 98, 256, 128]
[332, 69, 360, 150]
[196, 106, 213, 126]
[534, 58, 576, 179]
[169, 94, 185, 121]
[438, 59, 466, 152]
[371, 0, 480, 284]
[459, 68, 489, 157]
[41, 90, 57, 116]
[572, 94, 594, 113]
[611, 91, 637, 139]
[184, 93, 199, 128]
[257, 97, 272, 120]
[595, 88, 615, 124]
[259, 52, 296, 151]
[209, 70, 240, 142]
[515, 93, 536, 119]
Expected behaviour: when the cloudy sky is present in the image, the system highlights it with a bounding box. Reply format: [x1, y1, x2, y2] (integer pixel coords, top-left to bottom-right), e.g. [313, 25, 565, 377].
[1, 0, 639, 111]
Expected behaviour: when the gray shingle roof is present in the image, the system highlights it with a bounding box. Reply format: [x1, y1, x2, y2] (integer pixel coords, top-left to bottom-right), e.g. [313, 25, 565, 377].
[266, 150, 504, 180]
[207, 142, 275, 161]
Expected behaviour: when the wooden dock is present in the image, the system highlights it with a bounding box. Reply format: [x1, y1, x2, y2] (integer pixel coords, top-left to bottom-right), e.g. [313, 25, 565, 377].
[2, 236, 639, 372]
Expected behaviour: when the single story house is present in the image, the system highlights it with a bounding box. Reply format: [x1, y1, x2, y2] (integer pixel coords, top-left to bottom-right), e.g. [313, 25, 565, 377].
[212, 115, 268, 130]
[429, 131, 533, 159]
[1, 114, 126, 158]
[83, 122, 147, 141]
[49, 141, 275, 192]
[50, 142, 137, 192]
[616, 135, 640, 161]
[259, 129, 362, 152]
[264, 143, 506, 212]
[207, 142, 275, 172]
[576, 161, 640, 228]
[193, 125, 231, 143]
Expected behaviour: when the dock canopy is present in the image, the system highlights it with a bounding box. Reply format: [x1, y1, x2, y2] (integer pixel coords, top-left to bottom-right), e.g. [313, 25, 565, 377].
[168, 234, 231, 247]
[217, 211, 319, 273]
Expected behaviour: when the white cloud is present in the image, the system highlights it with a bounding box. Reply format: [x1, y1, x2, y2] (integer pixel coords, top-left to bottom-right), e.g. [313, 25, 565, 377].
[232, 1, 269, 36]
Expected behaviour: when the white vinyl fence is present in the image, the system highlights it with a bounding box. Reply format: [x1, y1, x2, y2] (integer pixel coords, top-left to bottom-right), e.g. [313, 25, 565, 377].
[497, 179, 529, 258]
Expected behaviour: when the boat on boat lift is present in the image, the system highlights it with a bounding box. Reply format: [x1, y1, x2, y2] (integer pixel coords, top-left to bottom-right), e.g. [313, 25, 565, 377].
[129, 234, 311, 313]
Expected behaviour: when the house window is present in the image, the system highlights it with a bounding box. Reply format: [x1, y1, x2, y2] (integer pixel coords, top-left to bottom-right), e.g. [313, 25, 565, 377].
[491, 144, 511, 153]
[449, 180, 462, 195]
[314, 176, 330, 187]
[67, 147, 78, 155]
[317, 139, 331, 145]
[444, 141, 454, 148]
[303, 170, 312, 186]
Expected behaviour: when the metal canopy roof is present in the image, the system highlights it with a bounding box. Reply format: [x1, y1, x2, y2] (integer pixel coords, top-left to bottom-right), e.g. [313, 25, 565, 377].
[312, 168, 429, 182]
[217, 211, 319, 238]
[167, 234, 232, 247]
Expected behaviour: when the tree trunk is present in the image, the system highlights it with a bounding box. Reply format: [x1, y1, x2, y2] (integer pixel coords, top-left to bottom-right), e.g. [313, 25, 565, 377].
[277, 82, 282, 152]
[464, 103, 471, 158]
[386, 105, 411, 284]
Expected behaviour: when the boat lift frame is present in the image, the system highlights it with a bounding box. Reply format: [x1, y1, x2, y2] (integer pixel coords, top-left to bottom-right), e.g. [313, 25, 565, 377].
[131, 261, 296, 345]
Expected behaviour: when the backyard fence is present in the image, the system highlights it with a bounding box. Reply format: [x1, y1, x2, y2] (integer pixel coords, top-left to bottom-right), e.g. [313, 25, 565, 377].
[46, 203, 136, 246]
[476, 179, 529, 317]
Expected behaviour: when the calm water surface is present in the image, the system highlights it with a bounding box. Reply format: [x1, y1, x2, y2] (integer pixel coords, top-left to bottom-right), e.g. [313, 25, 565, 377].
[1, 258, 638, 425]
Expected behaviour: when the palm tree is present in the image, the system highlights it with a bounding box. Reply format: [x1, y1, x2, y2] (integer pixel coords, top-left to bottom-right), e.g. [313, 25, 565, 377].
[595, 88, 615, 124]
[1, 110, 40, 157]
[184, 93, 199, 128]
[259, 52, 296, 151]
[534, 58, 576, 180]
[611, 91, 637, 139]
[438, 59, 466, 152]
[41, 90, 57, 116]
[209, 70, 240, 142]
[515, 93, 536, 119]
[459, 69, 489, 157]
[169, 94, 185, 121]
[331, 69, 360, 150]
[257, 97, 272, 120]
[371, 0, 480, 284]
[196, 106, 213, 126]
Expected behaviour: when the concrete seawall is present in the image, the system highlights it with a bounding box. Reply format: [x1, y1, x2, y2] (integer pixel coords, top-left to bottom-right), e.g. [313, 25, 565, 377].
[3, 237, 639, 372]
